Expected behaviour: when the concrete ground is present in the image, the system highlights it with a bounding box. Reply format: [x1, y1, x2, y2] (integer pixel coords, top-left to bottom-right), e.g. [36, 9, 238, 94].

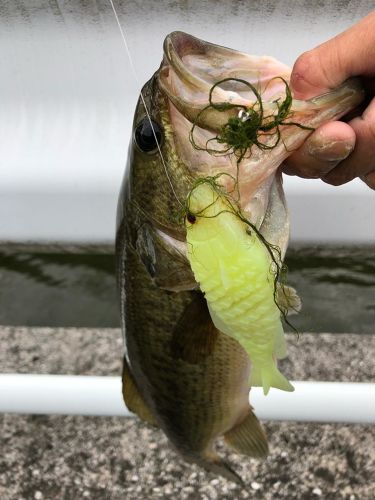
[0, 327, 374, 499]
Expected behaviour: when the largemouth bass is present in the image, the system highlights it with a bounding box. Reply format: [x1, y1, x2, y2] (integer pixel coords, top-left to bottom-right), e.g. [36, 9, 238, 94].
[116, 32, 363, 482]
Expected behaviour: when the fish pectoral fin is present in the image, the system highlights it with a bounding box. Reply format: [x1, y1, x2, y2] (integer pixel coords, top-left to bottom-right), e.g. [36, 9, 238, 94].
[136, 222, 196, 292]
[224, 408, 269, 459]
[122, 357, 158, 426]
[171, 292, 218, 364]
[277, 283, 302, 316]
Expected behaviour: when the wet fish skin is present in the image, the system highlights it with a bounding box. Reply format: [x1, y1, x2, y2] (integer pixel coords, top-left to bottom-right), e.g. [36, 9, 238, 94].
[116, 76, 268, 484]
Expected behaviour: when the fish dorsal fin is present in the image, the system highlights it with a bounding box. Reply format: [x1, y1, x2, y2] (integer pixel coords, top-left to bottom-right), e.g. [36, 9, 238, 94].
[277, 284, 302, 316]
[122, 357, 158, 426]
[224, 408, 269, 458]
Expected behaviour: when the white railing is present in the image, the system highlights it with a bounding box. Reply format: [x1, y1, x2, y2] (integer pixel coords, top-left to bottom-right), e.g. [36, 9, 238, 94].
[1, 374, 374, 424]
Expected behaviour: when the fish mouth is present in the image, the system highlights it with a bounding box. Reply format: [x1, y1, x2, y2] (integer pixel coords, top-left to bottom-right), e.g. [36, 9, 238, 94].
[158, 31, 291, 132]
[159, 32, 364, 133]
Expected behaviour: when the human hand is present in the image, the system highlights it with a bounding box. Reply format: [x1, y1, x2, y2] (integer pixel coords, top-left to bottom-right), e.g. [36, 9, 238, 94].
[283, 11, 375, 190]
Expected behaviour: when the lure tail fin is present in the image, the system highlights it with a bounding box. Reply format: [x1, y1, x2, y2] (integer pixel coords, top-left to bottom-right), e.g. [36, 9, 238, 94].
[250, 361, 294, 395]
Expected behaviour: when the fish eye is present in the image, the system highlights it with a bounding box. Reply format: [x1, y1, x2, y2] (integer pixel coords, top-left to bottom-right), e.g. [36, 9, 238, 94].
[134, 118, 163, 154]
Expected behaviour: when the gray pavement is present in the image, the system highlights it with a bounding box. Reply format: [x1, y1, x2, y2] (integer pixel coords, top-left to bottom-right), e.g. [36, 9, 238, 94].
[0, 327, 374, 499]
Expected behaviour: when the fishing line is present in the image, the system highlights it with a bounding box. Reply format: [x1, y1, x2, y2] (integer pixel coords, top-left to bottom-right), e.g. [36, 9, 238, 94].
[108, 0, 183, 207]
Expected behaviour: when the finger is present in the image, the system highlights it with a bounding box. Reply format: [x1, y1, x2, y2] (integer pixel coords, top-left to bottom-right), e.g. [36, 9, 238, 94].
[291, 12, 375, 99]
[322, 97, 375, 186]
[283, 121, 355, 178]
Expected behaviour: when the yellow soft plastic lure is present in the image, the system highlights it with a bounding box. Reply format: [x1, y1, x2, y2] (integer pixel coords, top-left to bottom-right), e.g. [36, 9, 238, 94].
[186, 181, 294, 395]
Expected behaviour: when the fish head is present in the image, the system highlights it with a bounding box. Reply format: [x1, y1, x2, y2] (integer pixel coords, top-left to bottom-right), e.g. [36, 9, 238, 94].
[156, 31, 364, 252]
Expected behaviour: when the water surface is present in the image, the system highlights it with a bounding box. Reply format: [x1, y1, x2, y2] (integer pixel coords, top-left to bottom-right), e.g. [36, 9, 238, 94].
[0, 246, 374, 333]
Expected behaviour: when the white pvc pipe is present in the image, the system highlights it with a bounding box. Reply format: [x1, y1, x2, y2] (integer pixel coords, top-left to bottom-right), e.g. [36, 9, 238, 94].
[0, 375, 129, 417]
[0, 374, 374, 424]
[252, 381, 375, 424]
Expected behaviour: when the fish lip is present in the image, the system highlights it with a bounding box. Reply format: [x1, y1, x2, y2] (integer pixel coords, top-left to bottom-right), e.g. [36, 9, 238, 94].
[159, 31, 218, 121]
[161, 31, 223, 89]
[163, 31, 211, 64]
[158, 32, 292, 131]
[158, 32, 243, 131]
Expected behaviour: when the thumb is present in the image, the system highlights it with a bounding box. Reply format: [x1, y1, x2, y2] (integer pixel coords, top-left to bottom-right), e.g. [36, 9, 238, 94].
[291, 11, 375, 99]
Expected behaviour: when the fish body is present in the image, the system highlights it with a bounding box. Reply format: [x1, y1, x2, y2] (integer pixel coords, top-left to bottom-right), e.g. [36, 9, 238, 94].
[116, 32, 363, 481]
[185, 182, 293, 395]
[115, 66, 267, 485]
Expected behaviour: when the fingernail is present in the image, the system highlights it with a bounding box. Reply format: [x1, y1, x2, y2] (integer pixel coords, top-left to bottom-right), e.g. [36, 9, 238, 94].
[308, 139, 354, 161]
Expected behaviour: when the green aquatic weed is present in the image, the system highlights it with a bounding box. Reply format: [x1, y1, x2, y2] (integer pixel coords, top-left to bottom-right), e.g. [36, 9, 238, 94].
[189, 77, 313, 163]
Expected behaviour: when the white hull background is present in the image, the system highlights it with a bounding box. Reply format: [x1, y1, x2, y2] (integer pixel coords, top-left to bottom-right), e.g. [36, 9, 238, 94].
[1, 0, 374, 244]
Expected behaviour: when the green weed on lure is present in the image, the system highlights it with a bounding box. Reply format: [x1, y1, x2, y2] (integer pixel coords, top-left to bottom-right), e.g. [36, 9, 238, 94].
[185, 181, 294, 395]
